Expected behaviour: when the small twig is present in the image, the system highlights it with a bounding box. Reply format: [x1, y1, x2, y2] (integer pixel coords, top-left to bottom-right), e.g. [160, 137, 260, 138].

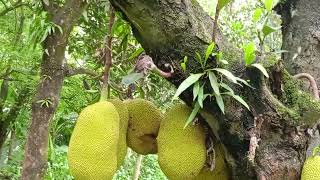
[293, 73, 319, 100]
[100, 5, 115, 100]
[133, 154, 143, 180]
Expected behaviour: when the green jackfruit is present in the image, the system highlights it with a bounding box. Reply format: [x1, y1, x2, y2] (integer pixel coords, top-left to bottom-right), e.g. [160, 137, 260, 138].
[108, 99, 129, 168]
[158, 103, 206, 180]
[301, 155, 320, 180]
[125, 98, 163, 155]
[194, 144, 230, 180]
[68, 101, 119, 180]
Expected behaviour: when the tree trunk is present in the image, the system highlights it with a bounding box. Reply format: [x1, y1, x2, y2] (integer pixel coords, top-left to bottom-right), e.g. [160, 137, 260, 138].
[111, 1, 319, 179]
[278, 0, 320, 158]
[21, 1, 87, 179]
[280, 0, 320, 84]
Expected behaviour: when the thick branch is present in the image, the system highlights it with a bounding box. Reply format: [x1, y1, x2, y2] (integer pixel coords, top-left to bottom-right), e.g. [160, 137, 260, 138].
[293, 73, 319, 100]
[64, 66, 99, 77]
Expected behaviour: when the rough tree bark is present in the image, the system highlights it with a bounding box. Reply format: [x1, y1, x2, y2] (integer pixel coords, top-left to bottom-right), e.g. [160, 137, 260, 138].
[110, 0, 320, 179]
[21, 1, 87, 179]
[277, 0, 320, 158]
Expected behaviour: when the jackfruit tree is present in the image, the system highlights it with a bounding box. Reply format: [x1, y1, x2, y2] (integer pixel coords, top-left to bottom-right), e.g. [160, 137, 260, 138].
[108, 0, 320, 179]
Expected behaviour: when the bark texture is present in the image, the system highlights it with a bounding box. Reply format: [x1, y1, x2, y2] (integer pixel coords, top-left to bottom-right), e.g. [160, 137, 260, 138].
[278, 0, 320, 158]
[111, 0, 319, 179]
[280, 0, 320, 84]
[21, 1, 87, 179]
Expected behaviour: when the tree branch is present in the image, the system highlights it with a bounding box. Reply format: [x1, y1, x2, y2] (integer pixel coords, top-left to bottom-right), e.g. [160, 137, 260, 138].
[294, 73, 319, 100]
[0, 0, 28, 17]
[64, 66, 99, 77]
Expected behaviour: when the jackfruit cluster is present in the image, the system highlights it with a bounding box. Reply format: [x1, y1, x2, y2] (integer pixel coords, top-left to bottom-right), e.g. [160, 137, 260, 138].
[125, 98, 163, 155]
[157, 103, 206, 180]
[68, 101, 119, 180]
[68, 99, 231, 180]
[301, 153, 320, 180]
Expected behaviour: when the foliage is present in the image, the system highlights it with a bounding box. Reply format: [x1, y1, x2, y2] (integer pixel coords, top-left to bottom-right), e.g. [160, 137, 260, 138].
[173, 43, 250, 127]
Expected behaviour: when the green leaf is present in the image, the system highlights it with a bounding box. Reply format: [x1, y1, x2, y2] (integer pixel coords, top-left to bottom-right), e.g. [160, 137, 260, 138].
[198, 85, 204, 108]
[226, 93, 250, 110]
[205, 42, 215, 62]
[121, 72, 144, 86]
[253, 8, 263, 22]
[243, 42, 256, 66]
[181, 62, 186, 72]
[217, 0, 232, 10]
[264, 0, 273, 11]
[235, 77, 253, 88]
[208, 72, 220, 96]
[220, 83, 234, 94]
[128, 48, 144, 60]
[213, 68, 237, 83]
[251, 63, 269, 78]
[215, 94, 225, 114]
[262, 25, 278, 38]
[193, 81, 200, 101]
[173, 73, 204, 99]
[184, 102, 201, 128]
[195, 52, 203, 67]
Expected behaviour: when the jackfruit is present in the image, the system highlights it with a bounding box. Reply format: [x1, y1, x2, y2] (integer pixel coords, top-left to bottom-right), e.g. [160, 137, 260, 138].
[301, 154, 320, 180]
[125, 98, 163, 155]
[157, 103, 206, 180]
[194, 143, 230, 180]
[108, 98, 129, 168]
[68, 101, 119, 180]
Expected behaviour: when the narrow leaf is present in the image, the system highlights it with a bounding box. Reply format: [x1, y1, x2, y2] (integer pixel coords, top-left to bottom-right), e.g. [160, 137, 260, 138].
[173, 73, 204, 99]
[217, 0, 232, 10]
[220, 83, 234, 94]
[128, 48, 144, 60]
[193, 81, 200, 101]
[205, 42, 215, 62]
[184, 102, 201, 128]
[227, 93, 250, 110]
[198, 85, 204, 108]
[262, 24, 278, 38]
[251, 63, 269, 78]
[264, 0, 273, 11]
[215, 94, 225, 114]
[208, 72, 220, 96]
[213, 68, 237, 83]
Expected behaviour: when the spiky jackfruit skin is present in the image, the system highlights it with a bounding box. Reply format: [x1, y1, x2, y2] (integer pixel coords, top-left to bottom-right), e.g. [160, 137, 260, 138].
[301, 155, 320, 180]
[158, 103, 206, 180]
[108, 99, 129, 168]
[125, 98, 163, 155]
[68, 101, 119, 180]
[194, 144, 230, 180]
